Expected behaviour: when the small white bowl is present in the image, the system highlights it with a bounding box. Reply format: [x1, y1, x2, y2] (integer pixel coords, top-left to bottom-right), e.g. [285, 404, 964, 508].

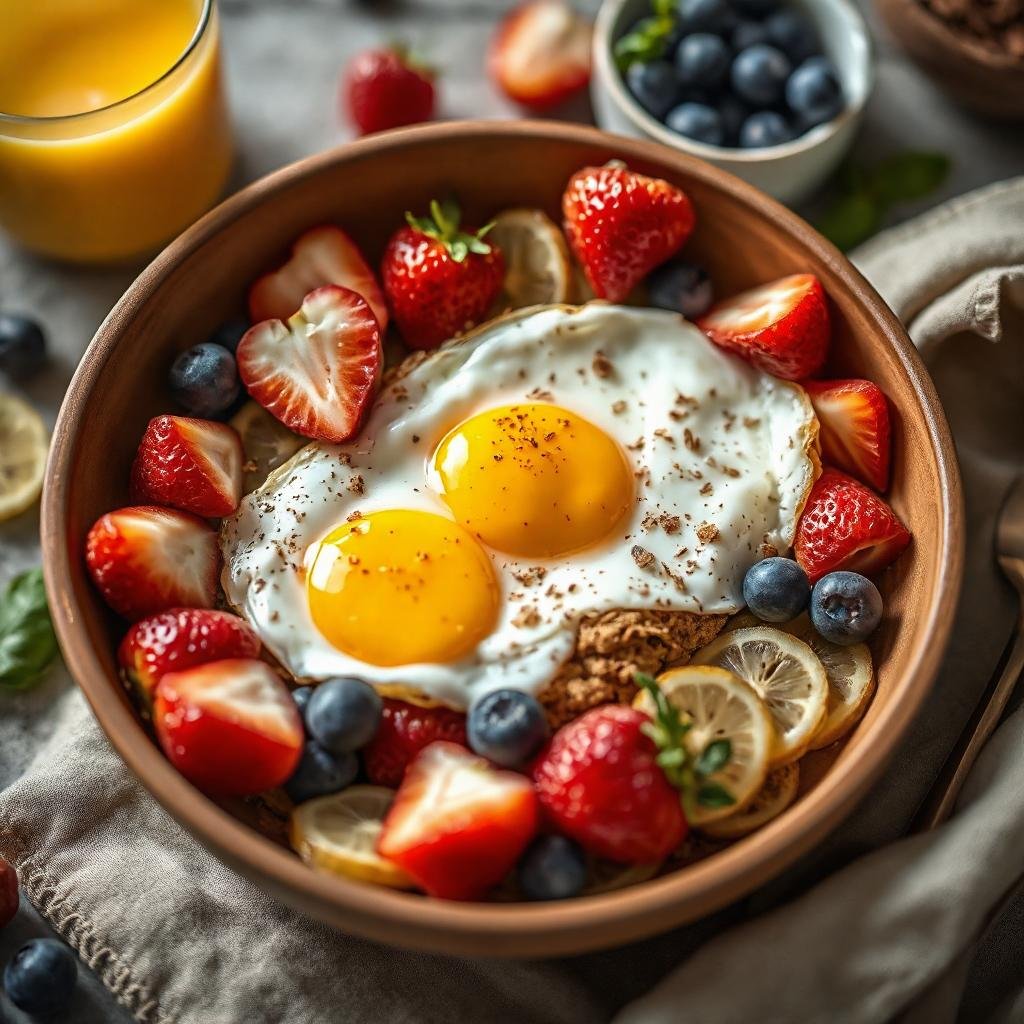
[591, 0, 873, 205]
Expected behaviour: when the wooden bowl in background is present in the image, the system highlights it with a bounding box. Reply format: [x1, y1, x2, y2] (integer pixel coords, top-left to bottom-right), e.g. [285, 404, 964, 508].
[874, 0, 1024, 119]
[42, 121, 963, 957]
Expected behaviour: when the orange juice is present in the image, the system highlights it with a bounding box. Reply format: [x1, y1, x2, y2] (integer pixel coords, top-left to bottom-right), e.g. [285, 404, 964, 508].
[0, 0, 232, 263]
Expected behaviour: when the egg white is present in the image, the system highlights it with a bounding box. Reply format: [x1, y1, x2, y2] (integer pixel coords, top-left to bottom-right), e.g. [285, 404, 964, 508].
[220, 303, 818, 709]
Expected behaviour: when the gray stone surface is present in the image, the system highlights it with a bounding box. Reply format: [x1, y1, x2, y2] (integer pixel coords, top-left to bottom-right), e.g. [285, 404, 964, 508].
[0, 1, 1021, 1022]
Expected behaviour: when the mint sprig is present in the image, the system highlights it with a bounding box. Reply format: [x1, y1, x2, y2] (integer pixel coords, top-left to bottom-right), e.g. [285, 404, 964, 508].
[0, 568, 59, 691]
[614, 0, 680, 72]
[817, 151, 951, 252]
[636, 672, 736, 812]
[405, 198, 493, 264]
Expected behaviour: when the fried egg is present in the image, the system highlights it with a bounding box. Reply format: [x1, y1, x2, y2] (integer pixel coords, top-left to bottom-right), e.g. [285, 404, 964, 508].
[220, 304, 818, 709]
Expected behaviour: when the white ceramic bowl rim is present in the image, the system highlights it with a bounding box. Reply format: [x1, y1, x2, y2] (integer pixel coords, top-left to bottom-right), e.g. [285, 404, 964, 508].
[594, 0, 874, 164]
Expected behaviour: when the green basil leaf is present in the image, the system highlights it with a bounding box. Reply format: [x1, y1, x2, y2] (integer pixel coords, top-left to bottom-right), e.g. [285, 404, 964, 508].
[0, 568, 58, 691]
[870, 152, 950, 204]
[695, 738, 731, 777]
[696, 781, 736, 808]
[816, 191, 882, 252]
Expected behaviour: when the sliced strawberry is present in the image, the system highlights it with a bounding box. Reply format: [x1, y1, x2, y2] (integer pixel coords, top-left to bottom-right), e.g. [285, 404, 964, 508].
[364, 699, 468, 788]
[697, 273, 830, 380]
[794, 468, 911, 582]
[154, 658, 303, 796]
[248, 225, 388, 331]
[85, 506, 218, 620]
[562, 164, 695, 303]
[130, 415, 243, 518]
[802, 379, 891, 492]
[377, 741, 538, 900]
[490, 1, 592, 110]
[118, 608, 261, 706]
[237, 285, 382, 443]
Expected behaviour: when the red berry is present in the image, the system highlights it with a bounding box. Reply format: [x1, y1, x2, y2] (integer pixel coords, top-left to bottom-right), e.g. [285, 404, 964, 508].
[84, 506, 218, 621]
[802, 378, 891, 492]
[562, 164, 695, 303]
[345, 48, 435, 136]
[532, 704, 687, 863]
[130, 415, 243, 518]
[381, 199, 505, 350]
[237, 285, 382, 443]
[697, 273, 830, 381]
[0, 857, 17, 929]
[364, 699, 467, 788]
[794, 468, 911, 582]
[118, 608, 260, 705]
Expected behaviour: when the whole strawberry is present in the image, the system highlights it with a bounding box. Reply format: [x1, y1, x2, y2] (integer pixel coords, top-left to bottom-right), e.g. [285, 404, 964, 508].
[532, 703, 687, 863]
[562, 164, 695, 303]
[344, 47, 435, 136]
[381, 199, 505, 350]
[364, 698, 468, 788]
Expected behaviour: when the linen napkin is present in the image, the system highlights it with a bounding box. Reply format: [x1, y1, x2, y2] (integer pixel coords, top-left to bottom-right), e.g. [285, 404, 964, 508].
[2, 178, 1023, 1024]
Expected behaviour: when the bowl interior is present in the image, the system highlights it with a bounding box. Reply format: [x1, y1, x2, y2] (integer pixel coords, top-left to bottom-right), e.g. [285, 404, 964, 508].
[45, 121, 960, 957]
[596, 0, 873, 162]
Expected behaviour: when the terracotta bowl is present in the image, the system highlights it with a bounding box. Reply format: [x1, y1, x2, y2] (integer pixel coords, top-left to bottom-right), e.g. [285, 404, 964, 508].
[42, 121, 963, 958]
[874, 0, 1024, 120]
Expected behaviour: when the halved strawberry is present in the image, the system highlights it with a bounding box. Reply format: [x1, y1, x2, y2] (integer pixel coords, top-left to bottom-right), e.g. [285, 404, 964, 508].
[118, 608, 261, 706]
[794, 468, 911, 582]
[364, 699, 468, 788]
[130, 415, 243, 518]
[85, 506, 218, 620]
[802, 379, 891, 492]
[697, 273, 830, 381]
[377, 741, 538, 900]
[562, 164, 695, 303]
[237, 285, 382, 443]
[154, 658, 303, 796]
[248, 225, 388, 331]
[489, 1, 592, 110]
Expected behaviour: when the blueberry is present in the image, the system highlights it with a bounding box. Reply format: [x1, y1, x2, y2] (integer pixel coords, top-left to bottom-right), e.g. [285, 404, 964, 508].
[731, 19, 770, 51]
[647, 261, 715, 318]
[732, 0, 778, 14]
[168, 342, 240, 419]
[666, 101, 725, 145]
[467, 689, 549, 768]
[742, 557, 810, 621]
[676, 0, 733, 35]
[810, 571, 883, 645]
[284, 740, 358, 803]
[3, 938, 77, 1017]
[207, 318, 250, 354]
[291, 685, 314, 715]
[675, 33, 732, 90]
[730, 44, 791, 106]
[739, 109, 793, 147]
[765, 9, 821, 63]
[786, 56, 844, 127]
[625, 60, 679, 120]
[305, 677, 382, 754]
[717, 92, 750, 142]
[0, 314, 47, 380]
[518, 835, 587, 901]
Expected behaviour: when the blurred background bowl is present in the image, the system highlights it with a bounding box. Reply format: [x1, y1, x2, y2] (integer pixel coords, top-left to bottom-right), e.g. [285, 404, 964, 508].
[591, 0, 874, 205]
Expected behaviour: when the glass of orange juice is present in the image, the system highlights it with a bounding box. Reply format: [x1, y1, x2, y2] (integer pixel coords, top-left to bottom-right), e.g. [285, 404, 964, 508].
[0, 0, 233, 264]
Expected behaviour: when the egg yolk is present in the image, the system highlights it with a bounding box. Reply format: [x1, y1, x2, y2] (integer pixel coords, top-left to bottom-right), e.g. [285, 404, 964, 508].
[306, 510, 500, 666]
[433, 403, 633, 558]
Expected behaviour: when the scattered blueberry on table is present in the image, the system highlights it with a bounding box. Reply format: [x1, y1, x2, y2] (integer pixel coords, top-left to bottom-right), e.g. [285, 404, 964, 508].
[0, 313, 48, 380]
[616, 0, 844, 149]
[3, 938, 78, 1017]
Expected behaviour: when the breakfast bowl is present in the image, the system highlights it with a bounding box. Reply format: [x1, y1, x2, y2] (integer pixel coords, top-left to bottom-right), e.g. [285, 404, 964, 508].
[591, 0, 874, 204]
[42, 120, 961, 957]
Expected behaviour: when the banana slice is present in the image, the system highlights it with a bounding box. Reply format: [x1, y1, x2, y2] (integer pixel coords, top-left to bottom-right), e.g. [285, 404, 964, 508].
[289, 785, 412, 889]
[635, 665, 773, 827]
[701, 763, 800, 839]
[229, 399, 305, 495]
[0, 393, 48, 522]
[691, 627, 828, 766]
[488, 208, 572, 310]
